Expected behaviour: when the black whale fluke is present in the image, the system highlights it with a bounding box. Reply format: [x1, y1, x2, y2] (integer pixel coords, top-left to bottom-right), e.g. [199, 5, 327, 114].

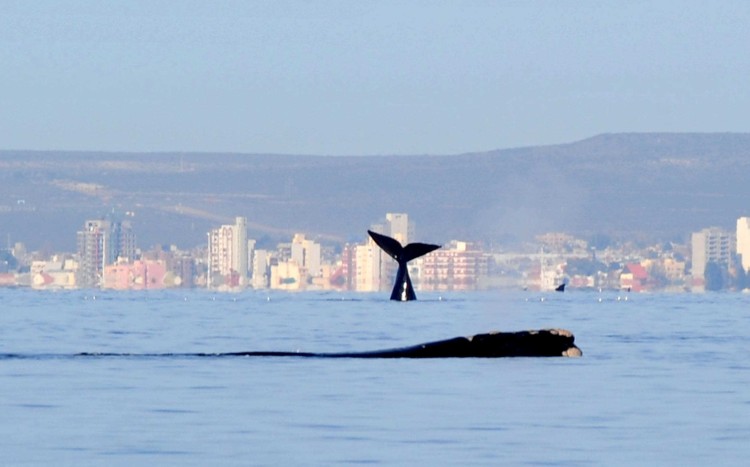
[367, 230, 441, 301]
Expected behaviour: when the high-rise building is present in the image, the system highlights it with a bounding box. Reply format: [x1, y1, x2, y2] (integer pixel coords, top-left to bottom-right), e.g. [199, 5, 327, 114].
[355, 242, 381, 292]
[247, 239, 256, 280]
[737, 217, 750, 273]
[385, 212, 411, 245]
[370, 213, 415, 245]
[337, 244, 357, 291]
[207, 217, 248, 289]
[370, 213, 417, 291]
[111, 220, 137, 262]
[76, 219, 136, 288]
[691, 227, 734, 279]
[291, 233, 322, 277]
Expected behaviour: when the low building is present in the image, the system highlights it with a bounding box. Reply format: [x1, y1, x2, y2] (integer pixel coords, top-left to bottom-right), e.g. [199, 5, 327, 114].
[102, 259, 168, 290]
[620, 263, 648, 292]
[270, 260, 302, 291]
[0, 273, 17, 287]
[30, 258, 78, 290]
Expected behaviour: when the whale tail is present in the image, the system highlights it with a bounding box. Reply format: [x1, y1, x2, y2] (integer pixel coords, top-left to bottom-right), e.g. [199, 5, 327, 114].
[367, 230, 441, 301]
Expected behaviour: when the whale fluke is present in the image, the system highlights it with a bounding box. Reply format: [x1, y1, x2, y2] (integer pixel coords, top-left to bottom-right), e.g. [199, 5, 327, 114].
[367, 230, 440, 301]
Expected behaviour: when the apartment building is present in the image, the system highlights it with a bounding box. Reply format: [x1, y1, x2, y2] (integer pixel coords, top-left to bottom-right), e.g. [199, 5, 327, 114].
[207, 217, 248, 290]
[76, 219, 136, 288]
[691, 226, 734, 280]
[420, 241, 488, 291]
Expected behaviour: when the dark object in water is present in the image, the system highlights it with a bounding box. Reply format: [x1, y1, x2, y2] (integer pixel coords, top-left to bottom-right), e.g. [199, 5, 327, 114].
[72, 329, 582, 359]
[367, 229, 440, 301]
[555, 283, 566, 292]
[220, 329, 582, 358]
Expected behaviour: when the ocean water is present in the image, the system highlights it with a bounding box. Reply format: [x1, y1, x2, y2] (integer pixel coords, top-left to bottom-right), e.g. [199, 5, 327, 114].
[1, 289, 749, 466]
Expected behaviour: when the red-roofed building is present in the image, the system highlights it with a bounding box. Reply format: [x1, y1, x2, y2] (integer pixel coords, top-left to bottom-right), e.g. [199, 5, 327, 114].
[620, 263, 648, 292]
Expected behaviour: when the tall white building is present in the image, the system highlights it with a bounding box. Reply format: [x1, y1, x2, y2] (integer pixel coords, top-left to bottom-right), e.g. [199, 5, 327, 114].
[370, 213, 415, 245]
[737, 217, 750, 273]
[355, 242, 381, 292]
[207, 217, 248, 289]
[385, 212, 411, 245]
[691, 226, 734, 279]
[291, 233, 322, 277]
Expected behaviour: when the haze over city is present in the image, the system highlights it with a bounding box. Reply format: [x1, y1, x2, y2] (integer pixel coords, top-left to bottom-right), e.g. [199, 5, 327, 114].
[3, 2, 750, 293]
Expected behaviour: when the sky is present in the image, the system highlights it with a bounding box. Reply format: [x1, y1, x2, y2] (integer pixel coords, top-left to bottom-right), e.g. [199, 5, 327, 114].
[1, 0, 749, 155]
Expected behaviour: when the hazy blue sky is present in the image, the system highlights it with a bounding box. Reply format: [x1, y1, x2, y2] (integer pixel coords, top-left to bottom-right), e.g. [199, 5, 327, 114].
[2, 1, 749, 155]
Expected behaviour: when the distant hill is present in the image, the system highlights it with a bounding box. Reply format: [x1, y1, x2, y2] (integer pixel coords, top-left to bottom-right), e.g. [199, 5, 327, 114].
[2, 132, 749, 251]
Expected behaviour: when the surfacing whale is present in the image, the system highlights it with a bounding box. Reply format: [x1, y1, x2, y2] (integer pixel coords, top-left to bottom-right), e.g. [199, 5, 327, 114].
[367, 229, 440, 301]
[223, 329, 582, 358]
[69, 329, 581, 359]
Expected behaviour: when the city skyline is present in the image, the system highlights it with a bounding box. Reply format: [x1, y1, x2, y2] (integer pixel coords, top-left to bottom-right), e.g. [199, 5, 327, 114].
[3, 210, 750, 293]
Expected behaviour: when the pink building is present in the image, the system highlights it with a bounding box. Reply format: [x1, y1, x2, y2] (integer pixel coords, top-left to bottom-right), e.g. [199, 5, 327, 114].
[103, 260, 168, 290]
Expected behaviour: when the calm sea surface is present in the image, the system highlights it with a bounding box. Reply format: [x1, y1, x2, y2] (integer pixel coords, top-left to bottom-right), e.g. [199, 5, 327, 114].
[1, 289, 749, 466]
